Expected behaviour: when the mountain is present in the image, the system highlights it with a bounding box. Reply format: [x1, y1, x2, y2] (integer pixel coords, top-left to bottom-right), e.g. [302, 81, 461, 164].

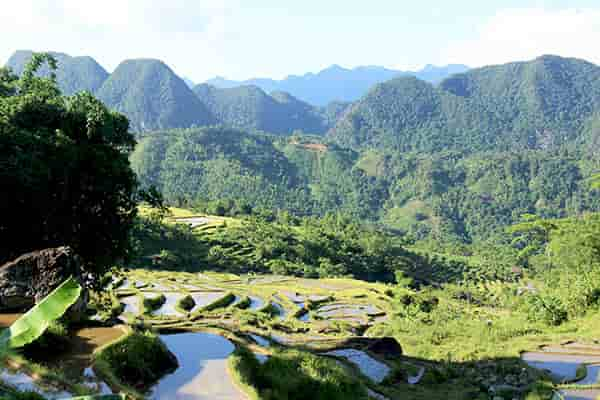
[131, 127, 600, 244]
[417, 64, 473, 83]
[182, 77, 195, 88]
[193, 84, 328, 135]
[5, 50, 109, 95]
[205, 64, 469, 105]
[96, 59, 215, 132]
[329, 55, 600, 152]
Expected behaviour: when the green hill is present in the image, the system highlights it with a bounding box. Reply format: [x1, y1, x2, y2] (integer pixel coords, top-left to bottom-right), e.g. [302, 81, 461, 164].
[132, 127, 600, 243]
[131, 127, 383, 217]
[5, 50, 109, 95]
[193, 84, 328, 135]
[329, 55, 600, 152]
[97, 59, 215, 132]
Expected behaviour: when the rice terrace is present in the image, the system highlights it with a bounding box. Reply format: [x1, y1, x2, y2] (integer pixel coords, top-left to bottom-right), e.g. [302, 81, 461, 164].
[3, 4, 600, 399]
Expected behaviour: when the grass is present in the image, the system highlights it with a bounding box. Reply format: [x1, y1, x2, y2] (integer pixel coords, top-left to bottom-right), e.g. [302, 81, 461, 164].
[142, 293, 166, 314]
[177, 294, 195, 312]
[94, 330, 177, 393]
[229, 345, 368, 400]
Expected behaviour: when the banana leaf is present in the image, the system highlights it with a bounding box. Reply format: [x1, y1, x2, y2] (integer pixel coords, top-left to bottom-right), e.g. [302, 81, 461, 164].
[0, 277, 82, 349]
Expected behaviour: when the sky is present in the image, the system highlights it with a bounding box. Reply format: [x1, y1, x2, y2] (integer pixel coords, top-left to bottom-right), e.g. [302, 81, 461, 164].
[1, 0, 599, 83]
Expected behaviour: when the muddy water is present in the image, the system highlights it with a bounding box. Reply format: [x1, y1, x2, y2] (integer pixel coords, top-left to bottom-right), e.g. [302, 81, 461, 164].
[30, 326, 126, 379]
[150, 332, 247, 400]
[0, 318, 125, 396]
[0, 313, 21, 328]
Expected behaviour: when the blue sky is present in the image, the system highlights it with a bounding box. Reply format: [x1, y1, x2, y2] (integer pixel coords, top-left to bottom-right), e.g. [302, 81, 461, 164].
[1, 1, 599, 82]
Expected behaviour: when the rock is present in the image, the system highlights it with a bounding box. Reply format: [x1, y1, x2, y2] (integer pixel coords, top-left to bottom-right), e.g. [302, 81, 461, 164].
[0, 246, 87, 318]
[367, 337, 403, 358]
[342, 337, 403, 359]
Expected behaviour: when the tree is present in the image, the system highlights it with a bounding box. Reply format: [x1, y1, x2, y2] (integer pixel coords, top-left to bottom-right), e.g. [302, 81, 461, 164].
[0, 53, 138, 278]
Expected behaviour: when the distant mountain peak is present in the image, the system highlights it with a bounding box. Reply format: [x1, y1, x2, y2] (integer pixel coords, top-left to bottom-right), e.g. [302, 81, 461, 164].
[203, 63, 470, 105]
[4, 49, 109, 95]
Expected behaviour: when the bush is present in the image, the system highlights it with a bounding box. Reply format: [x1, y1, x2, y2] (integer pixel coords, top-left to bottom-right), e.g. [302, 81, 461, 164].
[231, 347, 367, 400]
[178, 294, 196, 312]
[143, 294, 166, 313]
[234, 296, 252, 310]
[526, 294, 568, 326]
[200, 292, 236, 312]
[95, 331, 178, 387]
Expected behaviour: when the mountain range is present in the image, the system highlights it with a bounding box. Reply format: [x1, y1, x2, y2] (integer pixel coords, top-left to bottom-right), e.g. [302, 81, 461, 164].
[6, 50, 109, 95]
[5, 50, 600, 155]
[329, 55, 600, 153]
[4, 50, 467, 134]
[5, 49, 600, 243]
[205, 64, 469, 105]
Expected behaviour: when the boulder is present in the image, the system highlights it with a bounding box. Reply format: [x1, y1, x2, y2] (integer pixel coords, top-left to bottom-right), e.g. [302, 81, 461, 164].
[367, 337, 403, 358]
[0, 246, 87, 317]
[342, 336, 403, 358]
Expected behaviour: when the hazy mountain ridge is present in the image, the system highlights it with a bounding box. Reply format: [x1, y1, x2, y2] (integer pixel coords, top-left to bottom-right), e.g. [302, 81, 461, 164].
[193, 84, 328, 135]
[5, 50, 109, 95]
[205, 64, 469, 105]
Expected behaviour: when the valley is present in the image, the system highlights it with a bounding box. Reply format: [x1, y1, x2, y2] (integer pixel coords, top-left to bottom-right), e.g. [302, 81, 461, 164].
[1, 39, 600, 400]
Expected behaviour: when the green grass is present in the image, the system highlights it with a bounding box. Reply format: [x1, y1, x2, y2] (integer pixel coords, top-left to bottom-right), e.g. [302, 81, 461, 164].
[229, 345, 368, 400]
[177, 295, 195, 312]
[142, 294, 166, 314]
[94, 331, 177, 392]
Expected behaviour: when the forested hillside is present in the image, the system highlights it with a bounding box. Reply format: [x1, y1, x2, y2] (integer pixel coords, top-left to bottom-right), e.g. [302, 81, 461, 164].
[329, 55, 600, 153]
[131, 127, 600, 244]
[193, 84, 328, 134]
[5, 50, 109, 95]
[131, 128, 382, 218]
[96, 59, 216, 132]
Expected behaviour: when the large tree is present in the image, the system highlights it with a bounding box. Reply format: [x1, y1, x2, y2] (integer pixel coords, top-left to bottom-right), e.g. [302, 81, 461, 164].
[0, 53, 137, 276]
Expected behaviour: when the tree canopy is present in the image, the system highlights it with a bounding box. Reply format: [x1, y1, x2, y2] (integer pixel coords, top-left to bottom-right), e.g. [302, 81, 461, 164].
[0, 53, 138, 276]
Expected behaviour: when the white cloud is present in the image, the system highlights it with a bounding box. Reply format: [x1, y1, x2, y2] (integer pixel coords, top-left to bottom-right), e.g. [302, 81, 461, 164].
[442, 7, 600, 67]
[3, 4, 600, 82]
[0, 0, 242, 80]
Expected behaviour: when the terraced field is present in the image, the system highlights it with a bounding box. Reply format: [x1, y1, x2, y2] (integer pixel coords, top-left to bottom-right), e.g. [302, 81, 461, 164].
[113, 269, 394, 340]
[102, 269, 428, 399]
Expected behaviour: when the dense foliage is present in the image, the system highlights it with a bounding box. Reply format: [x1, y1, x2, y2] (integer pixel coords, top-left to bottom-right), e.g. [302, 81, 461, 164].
[330, 55, 600, 153]
[131, 126, 600, 245]
[193, 84, 328, 135]
[0, 53, 138, 274]
[96, 59, 215, 132]
[131, 127, 386, 219]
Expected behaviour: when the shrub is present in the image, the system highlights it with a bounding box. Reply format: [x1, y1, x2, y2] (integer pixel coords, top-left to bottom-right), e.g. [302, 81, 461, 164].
[95, 331, 178, 387]
[231, 347, 367, 400]
[178, 294, 196, 312]
[143, 294, 166, 313]
[526, 294, 568, 326]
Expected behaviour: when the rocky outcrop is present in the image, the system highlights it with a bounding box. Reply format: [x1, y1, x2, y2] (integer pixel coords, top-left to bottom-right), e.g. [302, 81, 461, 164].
[0, 246, 86, 315]
[341, 337, 403, 359]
